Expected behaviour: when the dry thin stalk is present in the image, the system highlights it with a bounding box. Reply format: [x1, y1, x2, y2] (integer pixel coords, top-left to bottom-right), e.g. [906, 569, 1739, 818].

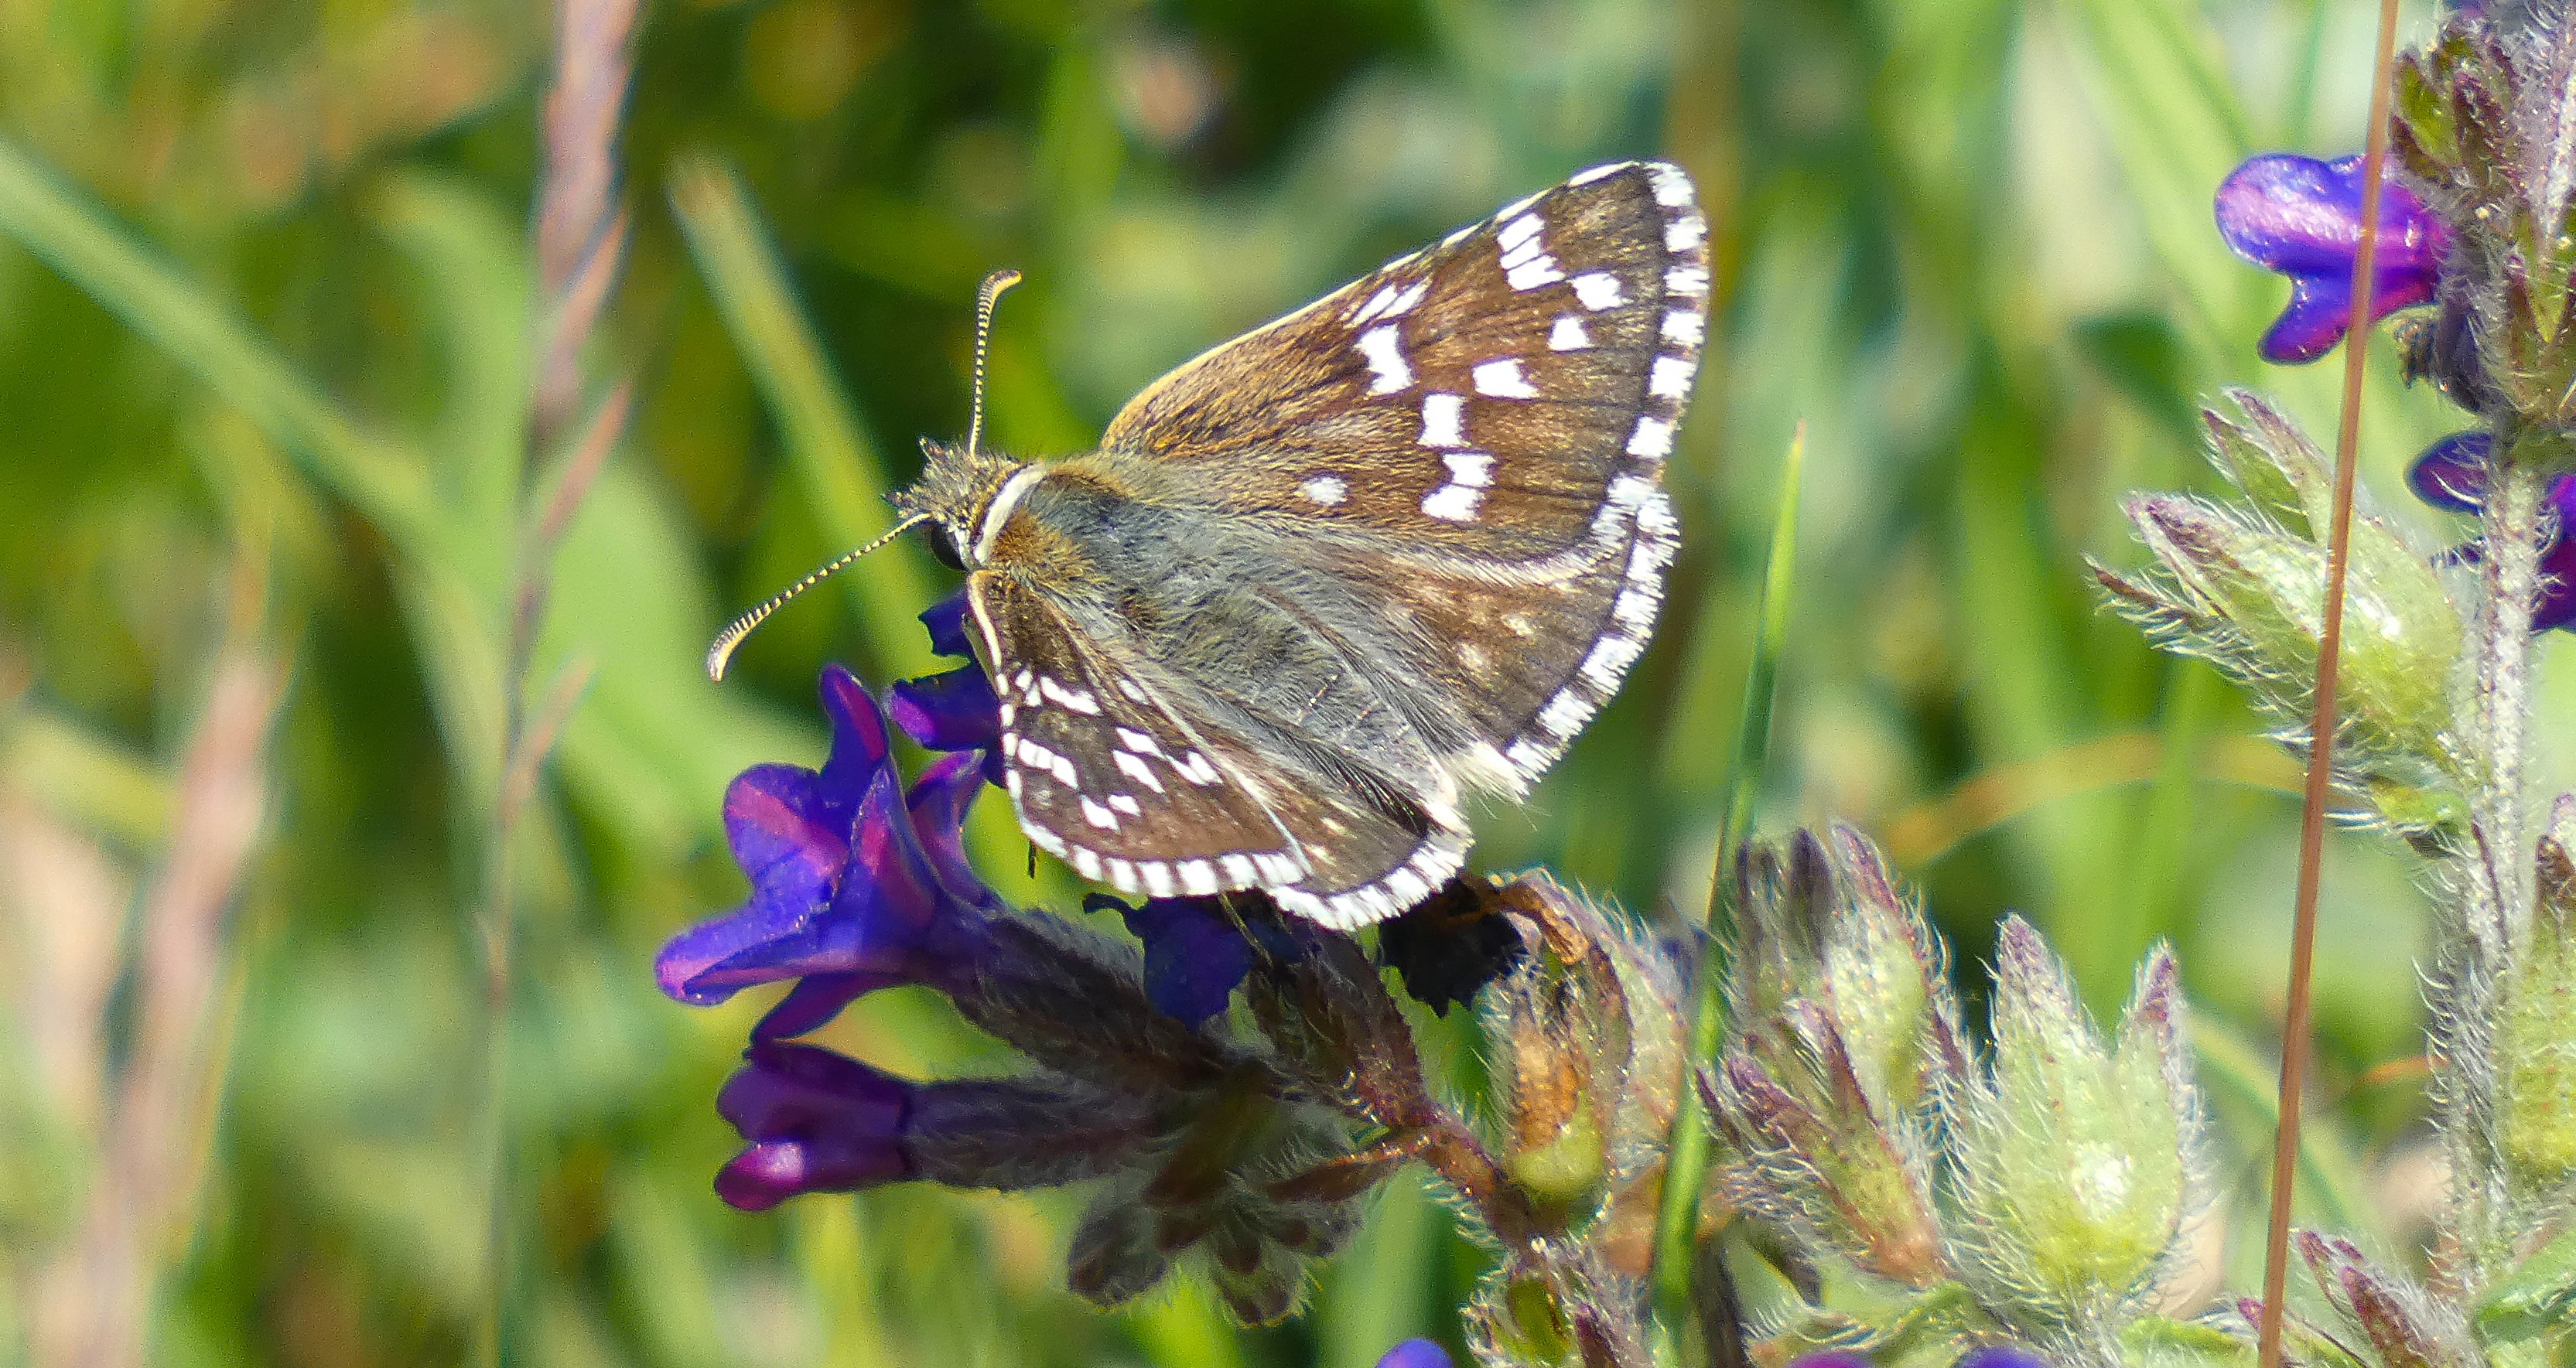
[29, 612, 283, 1368]
[473, 3, 637, 1365]
[2256, 2, 2403, 1364]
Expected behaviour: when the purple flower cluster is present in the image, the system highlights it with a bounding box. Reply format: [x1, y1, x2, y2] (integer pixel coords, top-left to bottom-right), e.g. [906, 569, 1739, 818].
[649, 600, 1349, 1231]
[2216, 150, 2573, 630]
[1790, 1349, 2048, 1368]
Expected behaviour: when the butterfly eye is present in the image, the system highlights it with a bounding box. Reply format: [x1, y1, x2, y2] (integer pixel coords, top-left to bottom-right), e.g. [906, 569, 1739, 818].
[920, 521, 968, 571]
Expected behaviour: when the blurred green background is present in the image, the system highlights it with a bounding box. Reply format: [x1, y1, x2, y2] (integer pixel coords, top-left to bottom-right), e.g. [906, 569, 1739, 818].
[1, 0, 2562, 1363]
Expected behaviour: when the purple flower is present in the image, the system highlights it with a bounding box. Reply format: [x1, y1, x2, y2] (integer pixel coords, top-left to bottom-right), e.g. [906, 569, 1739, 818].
[2216, 153, 2451, 363]
[1953, 1349, 2050, 1368]
[2406, 431, 2576, 630]
[1375, 1341, 1452, 1368]
[654, 665, 999, 1039]
[890, 590, 1003, 782]
[1089, 894, 1256, 1025]
[716, 1041, 914, 1210]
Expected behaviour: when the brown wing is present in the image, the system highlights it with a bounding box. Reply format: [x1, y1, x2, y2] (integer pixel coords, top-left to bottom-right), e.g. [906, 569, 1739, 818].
[1096, 161, 1709, 571]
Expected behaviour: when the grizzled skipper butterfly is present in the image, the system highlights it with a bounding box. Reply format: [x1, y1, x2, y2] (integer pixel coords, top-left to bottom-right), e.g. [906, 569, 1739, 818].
[709, 161, 1707, 928]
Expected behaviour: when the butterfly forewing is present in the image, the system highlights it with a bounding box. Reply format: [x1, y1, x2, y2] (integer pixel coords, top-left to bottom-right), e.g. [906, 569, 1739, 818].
[1098, 161, 1708, 571]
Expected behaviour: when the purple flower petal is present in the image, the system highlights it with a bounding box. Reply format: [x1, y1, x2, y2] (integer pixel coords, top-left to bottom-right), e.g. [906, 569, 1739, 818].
[2407, 434, 2576, 634]
[1953, 1349, 2051, 1368]
[921, 588, 974, 659]
[909, 750, 1003, 911]
[890, 664, 1003, 776]
[1375, 1341, 1453, 1368]
[657, 667, 998, 1019]
[2410, 432, 2492, 513]
[2540, 491, 2576, 631]
[1095, 895, 1253, 1025]
[713, 1042, 914, 1209]
[2216, 153, 2449, 363]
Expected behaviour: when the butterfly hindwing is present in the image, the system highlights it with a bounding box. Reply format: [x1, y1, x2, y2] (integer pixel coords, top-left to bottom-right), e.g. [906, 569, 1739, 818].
[1096, 161, 1708, 570]
[966, 572, 1305, 899]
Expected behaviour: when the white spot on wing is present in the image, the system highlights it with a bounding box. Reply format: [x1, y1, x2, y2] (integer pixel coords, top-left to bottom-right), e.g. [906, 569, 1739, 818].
[1420, 392, 1467, 448]
[1356, 323, 1411, 394]
[1113, 750, 1163, 791]
[1662, 310, 1706, 346]
[1627, 415, 1675, 459]
[1109, 793, 1143, 816]
[1471, 358, 1538, 398]
[1219, 854, 1257, 885]
[1665, 213, 1707, 252]
[1505, 255, 1566, 292]
[1539, 687, 1590, 736]
[1177, 752, 1222, 786]
[1421, 483, 1482, 521]
[1568, 162, 1628, 186]
[1300, 475, 1348, 506]
[1650, 355, 1696, 399]
[1141, 862, 1177, 898]
[1081, 797, 1119, 830]
[1570, 272, 1625, 311]
[1178, 859, 1218, 895]
[1647, 162, 1695, 206]
[1497, 212, 1544, 252]
[1666, 264, 1710, 297]
[1441, 452, 1494, 488]
[1548, 316, 1591, 350]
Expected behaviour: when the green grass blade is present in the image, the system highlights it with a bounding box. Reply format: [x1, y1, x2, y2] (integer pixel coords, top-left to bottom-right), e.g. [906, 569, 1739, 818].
[668, 154, 941, 679]
[0, 136, 426, 539]
[2189, 1018, 2375, 1246]
[1652, 423, 1806, 1321]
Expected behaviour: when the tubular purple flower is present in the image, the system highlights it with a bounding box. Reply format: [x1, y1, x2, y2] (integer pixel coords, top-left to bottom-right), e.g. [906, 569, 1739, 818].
[654, 665, 1000, 1038]
[2216, 152, 2450, 363]
[1952, 1349, 2051, 1368]
[715, 1040, 914, 1210]
[2405, 431, 2576, 630]
[890, 588, 1003, 782]
[1375, 1340, 1454, 1368]
[1088, 893, 1258, 1025]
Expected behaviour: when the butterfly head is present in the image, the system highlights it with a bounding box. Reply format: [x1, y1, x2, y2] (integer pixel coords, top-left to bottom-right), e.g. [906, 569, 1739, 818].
[892, 440, 1037, 570]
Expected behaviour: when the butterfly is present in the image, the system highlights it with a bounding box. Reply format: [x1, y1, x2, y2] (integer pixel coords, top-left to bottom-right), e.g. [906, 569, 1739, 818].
[713, 161, 1707, 929]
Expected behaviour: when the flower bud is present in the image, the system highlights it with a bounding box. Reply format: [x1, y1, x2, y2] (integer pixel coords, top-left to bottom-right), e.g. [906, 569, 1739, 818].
[2496, 798, 2576, 1198]
[1945, 923, 2202, 1336]
[1481, 872, 1684, 1226]
[1704, 829, 1964, 1286]
[2296, 1232, 2476, 1368]
[2099, 488, 2462, 820]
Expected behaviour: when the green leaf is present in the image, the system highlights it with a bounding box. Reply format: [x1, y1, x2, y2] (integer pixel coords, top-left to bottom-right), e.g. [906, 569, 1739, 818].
[0, 135, 428, 540]
[2475, 1220, 2576, 1344]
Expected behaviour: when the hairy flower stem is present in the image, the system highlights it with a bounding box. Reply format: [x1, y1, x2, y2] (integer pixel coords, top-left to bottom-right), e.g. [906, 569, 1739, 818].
[2447, 453, 2547, 1284]
[2469, 458, 2545, 950]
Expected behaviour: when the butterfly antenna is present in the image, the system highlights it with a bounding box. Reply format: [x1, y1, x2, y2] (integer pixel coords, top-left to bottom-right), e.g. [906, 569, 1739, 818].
[705, 513, 931, 682]
[965, 268, 1022, 459]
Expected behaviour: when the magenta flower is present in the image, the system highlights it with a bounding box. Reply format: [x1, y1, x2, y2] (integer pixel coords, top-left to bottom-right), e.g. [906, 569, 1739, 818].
[2216, 153, 2451, 363]
[2406, 431, 2576, 630]
[715, 1041, 914, 1209]
[712, 1039, 1160, 1210]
